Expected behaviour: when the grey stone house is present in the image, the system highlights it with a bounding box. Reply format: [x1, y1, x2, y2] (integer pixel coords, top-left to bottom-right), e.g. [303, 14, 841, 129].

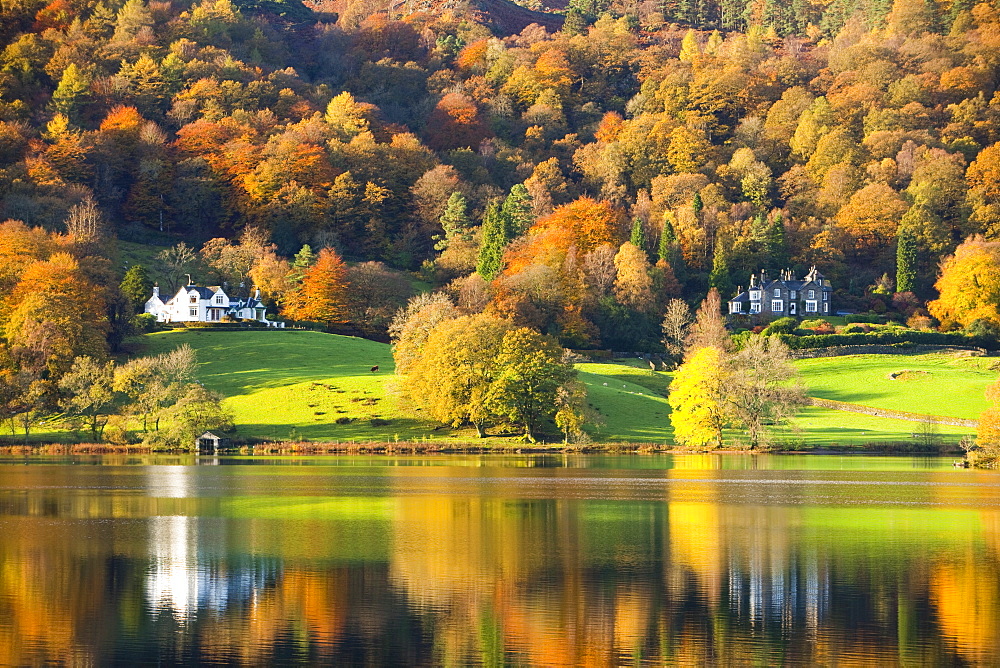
[728, 267, 832, 318]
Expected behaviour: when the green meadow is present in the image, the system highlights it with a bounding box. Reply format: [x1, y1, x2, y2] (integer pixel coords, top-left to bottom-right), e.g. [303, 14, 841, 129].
[134, 331, 988, 447]
[793, 353, 995, 420]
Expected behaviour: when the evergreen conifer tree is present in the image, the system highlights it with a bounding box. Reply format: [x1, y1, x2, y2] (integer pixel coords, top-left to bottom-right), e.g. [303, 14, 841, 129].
[629, 217, 646, 254]
[896, 225, 917, 294]
[120, 264, 152, 313]
[500, 183, 534, 238]
[765, 212, 789, 272]
[476, 201, 507, 280]
[709, 236, 734, 298]
[435, 192, 471, 251]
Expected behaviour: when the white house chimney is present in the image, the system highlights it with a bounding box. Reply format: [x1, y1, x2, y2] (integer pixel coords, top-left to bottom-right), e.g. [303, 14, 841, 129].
[254, 288, 261, 300]
[152, 284, 159, 298]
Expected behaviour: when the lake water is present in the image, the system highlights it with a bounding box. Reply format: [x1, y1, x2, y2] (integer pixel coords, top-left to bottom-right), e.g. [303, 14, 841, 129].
[0, 454, 997, 665]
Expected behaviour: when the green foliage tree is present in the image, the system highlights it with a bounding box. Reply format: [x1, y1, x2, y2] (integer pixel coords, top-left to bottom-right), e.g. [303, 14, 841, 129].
[896, 224, 918, 294]
[708, 237, 734, 299]
[120, 264, 152, 313]
[476, 200, 507, 281]
[59, 356, 119, 441]
[629, 217, 646, 253]
[435, 192, 472, 251]
[487, 327, 574, 441]
[500, 183, 534, 238]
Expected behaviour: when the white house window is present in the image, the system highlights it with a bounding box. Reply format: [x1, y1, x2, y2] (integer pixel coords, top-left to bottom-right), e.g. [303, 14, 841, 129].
[215, 295, 224, 304]
[189, 308, 198, 316]
[822, 292, 828, 300]
[805, 301, 818, 312]
[190, 296, 197, 304]
[790, 290, 797, 299]
[773, 288, 780, 297]
[749, 290, 761, 300]
[808, 289, 815, 299]
[771, 300, 783, 312]
[823, 303, 829, 313]
[750, 303, 761, 313]
[731, 302, 743, 313]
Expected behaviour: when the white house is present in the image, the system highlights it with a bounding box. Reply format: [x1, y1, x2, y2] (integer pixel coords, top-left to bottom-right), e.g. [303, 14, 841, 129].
[145, 284, 284, 327]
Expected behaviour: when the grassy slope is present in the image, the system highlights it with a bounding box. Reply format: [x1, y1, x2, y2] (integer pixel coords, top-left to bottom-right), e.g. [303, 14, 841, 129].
[135, 331, 984, 446]
[140, 330, 438, 441]
[794, 353, 995, 420]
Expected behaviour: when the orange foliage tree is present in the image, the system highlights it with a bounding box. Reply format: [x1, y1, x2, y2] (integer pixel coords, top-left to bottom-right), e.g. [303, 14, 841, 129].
[282, 248, 349, 326]
[5, 252, 108, 376]
[424, 93, 489, 151]
[505, 197, 624, 275]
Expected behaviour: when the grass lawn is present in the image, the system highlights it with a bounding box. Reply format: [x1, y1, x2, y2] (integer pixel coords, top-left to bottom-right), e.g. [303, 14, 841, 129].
[128, 332, 984, 448]
[577, 364, 673, 443]
[139, 330, 443, 442]
[794, 352, 995, 420]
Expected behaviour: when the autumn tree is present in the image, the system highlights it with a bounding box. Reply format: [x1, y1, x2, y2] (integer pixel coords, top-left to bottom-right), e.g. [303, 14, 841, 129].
[486, 327, 575, 442]
[967, 141, 1000, 235]
[404, 313, 514, 437]
[6, 252, 107, 377]
[928, 237, 1000, 328]
[345, 261, 413, 335]
[661, 298, 692, 365]
[726, 335, 806, 449]
[282, 247, 349, 327]
[974, 377, 1000, 463]
[685, 288, 730, 357]
[835, 183, 909, 249]
[669, 345, 729, 449]
[613, 241, 655, 312]
[389, 292, 459, 374]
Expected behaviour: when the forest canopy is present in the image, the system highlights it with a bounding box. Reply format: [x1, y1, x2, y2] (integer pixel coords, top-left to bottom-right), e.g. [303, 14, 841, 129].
[1, 0, 1000, 354]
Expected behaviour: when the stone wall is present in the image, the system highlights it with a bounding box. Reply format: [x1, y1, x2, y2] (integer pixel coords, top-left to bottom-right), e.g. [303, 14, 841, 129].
[809, 397, 977, 428]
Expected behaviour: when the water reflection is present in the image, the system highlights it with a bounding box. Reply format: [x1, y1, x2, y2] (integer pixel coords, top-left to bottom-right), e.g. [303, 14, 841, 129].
[0, 456, 996, 665]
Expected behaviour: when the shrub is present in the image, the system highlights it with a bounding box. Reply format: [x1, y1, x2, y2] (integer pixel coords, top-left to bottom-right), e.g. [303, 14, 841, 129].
[965, 319, 1000, 341]
[776, 330, 998, 350]
[799, 319, 834, 334]
[761, 316, 798, 336]
[133, 313, 158, 333]
[841, 323, 870, 334]
[845, 314, 887, 324]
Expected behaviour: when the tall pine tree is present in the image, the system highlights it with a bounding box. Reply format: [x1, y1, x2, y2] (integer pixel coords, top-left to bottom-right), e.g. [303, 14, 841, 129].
[709, 235, 734, 299]
[435, 192, 471, 251]
[500, 183, 534, 238]
[476, 201, 507, 280]
[629, 217, 646, 254]
[896, 225, 917, 294]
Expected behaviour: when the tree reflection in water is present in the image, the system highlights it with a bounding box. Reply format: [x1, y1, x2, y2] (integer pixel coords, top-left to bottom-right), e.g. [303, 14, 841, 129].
[0, 456, 996, 665]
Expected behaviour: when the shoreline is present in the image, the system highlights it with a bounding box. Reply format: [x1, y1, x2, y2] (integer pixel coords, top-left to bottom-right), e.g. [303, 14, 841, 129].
[0, 442, 964, 457]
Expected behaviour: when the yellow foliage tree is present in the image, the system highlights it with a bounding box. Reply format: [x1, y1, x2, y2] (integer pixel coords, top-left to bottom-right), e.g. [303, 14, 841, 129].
[668, 345, 729, 449]
[928, 236, 1000, 328]
[975, 377, 1000, 463]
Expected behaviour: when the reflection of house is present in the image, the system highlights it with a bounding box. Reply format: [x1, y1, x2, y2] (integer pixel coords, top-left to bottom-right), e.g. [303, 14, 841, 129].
[145, 284, 283, 327]
[728, 267, 833, 317]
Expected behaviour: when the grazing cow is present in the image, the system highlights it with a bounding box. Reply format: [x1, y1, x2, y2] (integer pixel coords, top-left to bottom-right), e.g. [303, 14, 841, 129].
[648, 359, 656, 371]
[370, 365, 379, 372]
